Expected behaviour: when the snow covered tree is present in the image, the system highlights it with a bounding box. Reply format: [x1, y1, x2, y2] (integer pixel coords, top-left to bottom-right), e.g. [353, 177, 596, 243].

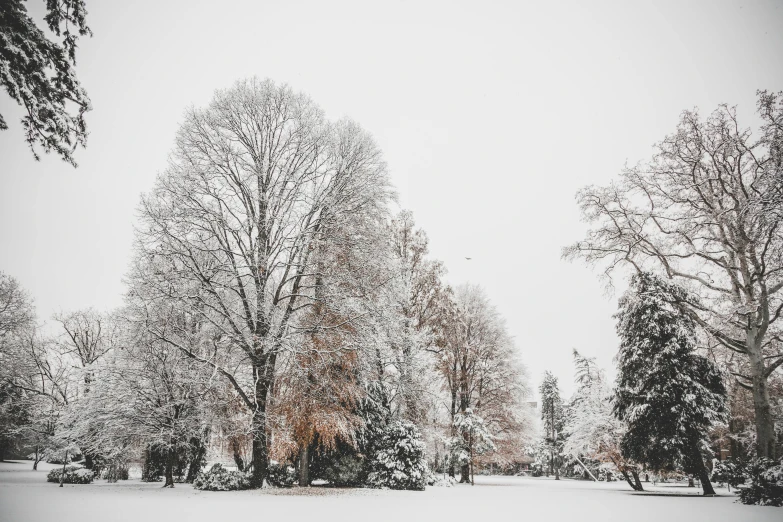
[0, 272, 36, 461]
[0, 277, 76, 466]
[565, 94, 783, 459]
[0, 272, 34, 339]
[271, 317, 364, 486]
[366, 420, 427, 490]
[436, 284, 528, 481]
[385, 211, 449, 424]
[61, 309, 214, 487]
[452, 409, 495, 485]
[614, 272, 728, 495]
[52, 309, 117, 469]
[572, 349, 601, 392]
[2, 329, 75, 468]
[130, 78, 392, 487]
[539, 371, 564, 479]
[563, 350, 644, 490]
[0, 0, 92, 165]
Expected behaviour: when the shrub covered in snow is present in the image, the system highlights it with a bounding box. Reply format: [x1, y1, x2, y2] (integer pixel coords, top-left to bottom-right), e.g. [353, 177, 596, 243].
[737, 458, 783, 507]
[322, 455, 364, 487]
[267, 462, 296, 488]
[46, 466, 94, 484]
[712, 459, 746, 488]
[366, 420, 427, 491]
[192, 464, 251, 491]
[427, 473, 457, 487]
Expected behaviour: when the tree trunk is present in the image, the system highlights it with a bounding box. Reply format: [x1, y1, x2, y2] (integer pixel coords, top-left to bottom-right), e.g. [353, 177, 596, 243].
[620, 469, 643, 491]
[185, 438, 206, 483]
[551, 408, 559, 480]
[33, 446, 40, 470]
[749, 345, 777, 459]
[547, 450, 552, 477]
[469, 437, 474, 486]
[232, 439, 245, 472]
[448, 386, 457, 479]
[0, 439, 6, 462]
[631, 470, 644, 491]
[163, 447, 175, 488]
[59, 450, 68, 487]
[250, 377, 269, 487]
[83, 451, 94, 470]
[299, 444, 309, 487]
[460, 464, 470, 483]
[692, 444, 716, 495]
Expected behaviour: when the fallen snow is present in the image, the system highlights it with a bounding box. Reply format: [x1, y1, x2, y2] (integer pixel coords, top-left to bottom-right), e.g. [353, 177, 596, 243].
[0, 461, 779, 522]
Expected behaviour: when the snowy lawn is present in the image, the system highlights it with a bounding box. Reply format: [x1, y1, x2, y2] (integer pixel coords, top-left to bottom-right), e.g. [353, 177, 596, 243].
[1, 461, 779, 522]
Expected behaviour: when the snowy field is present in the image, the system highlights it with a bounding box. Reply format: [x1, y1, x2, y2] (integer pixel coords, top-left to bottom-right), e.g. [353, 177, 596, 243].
[0, 461, 779, 522]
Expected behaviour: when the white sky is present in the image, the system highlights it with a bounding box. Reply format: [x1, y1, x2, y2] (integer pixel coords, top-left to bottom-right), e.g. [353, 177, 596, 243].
[1, 0, 782, 398]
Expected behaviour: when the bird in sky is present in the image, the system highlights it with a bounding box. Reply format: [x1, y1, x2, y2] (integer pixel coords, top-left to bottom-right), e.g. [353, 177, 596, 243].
[465, 257, 472, 260]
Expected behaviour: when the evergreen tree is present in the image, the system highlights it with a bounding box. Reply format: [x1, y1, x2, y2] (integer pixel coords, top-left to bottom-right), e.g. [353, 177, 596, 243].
[0, 0, 92, 165]
[539, 371, 564, 479]
[614, 272, 727, 495]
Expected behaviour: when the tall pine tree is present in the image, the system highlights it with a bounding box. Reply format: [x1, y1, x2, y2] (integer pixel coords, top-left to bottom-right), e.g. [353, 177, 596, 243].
[539, 372, 564, 480]
[614, 273, 727, 495]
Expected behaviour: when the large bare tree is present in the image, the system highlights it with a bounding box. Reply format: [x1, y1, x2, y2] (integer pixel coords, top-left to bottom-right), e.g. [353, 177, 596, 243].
[565, 94, 783, 458]
[130, 78, 391, 485]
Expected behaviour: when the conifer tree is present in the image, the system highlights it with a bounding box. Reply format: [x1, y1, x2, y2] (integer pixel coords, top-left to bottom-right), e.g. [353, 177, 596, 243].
[539, 372, 564, 479]
[614, 272, 727, 495]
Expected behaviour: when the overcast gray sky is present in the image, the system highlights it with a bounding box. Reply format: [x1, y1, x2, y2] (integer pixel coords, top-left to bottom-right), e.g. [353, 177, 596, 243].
[1, 0, 782, 397]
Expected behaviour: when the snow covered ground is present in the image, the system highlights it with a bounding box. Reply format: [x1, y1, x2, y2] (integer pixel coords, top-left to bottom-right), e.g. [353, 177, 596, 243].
[1, 460, 779, 522]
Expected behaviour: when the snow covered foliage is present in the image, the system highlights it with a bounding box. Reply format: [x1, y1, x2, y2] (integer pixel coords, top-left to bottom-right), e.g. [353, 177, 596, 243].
[614, 273, 727, 495]
[717, 457, 783, 506]
[266, 462, 297, 488]
[562, 349, 646, 489]
[563, 374, 619, 459]
[367, 420, 427, 490]
[712, 459, 746, 488]
[0, 0, 92, 166]
[321, 454, 365, 487]
[46, 465, 93, 484]
[130, 78, 394, 487]
[192, 464, 251, 491]
[566, 94, 783, 461]
[437, 284, 532, 478]
[539, 372, 565, 478]
[451, 410, 495, 474]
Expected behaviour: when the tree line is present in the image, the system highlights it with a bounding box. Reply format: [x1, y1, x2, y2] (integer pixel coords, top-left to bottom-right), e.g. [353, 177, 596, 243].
[534, 91, 783, 502]
[0, 79, 533, 489]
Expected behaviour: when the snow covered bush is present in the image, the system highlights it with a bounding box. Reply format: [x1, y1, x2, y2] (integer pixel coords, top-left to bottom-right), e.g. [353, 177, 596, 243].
[266, 462, 296, 488]
[322, 455, 364, 487]
[192, 464, 251, 491]
[738, 458, 783, 506]
[46, 466, 94, 484]
[366, 420, 427, 491]
[428, 473, 457, 487]
[712, 459, 746, 488]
